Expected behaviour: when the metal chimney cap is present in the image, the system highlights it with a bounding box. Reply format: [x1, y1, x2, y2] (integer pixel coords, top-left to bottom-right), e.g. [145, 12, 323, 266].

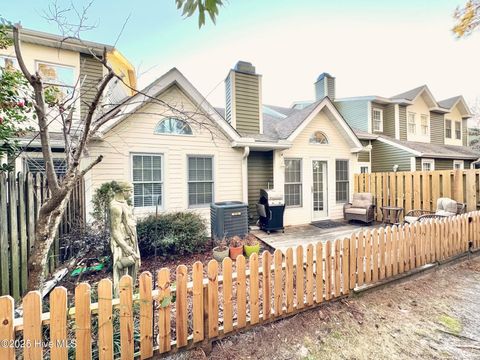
[234, 61, 256, 74]
[316, 72, 335, 82]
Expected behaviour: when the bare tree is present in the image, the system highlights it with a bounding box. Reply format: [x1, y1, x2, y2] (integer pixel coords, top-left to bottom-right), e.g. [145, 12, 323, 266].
[10, 2, 224, 290]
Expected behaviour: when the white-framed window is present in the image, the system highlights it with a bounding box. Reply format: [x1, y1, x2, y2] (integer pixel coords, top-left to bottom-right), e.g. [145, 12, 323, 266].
[0, 55, 19, 71]
[284, 158, 302, 207]
[335, 159, 349, 203]
[309, 131, 328, 144]
[132, 154, 163, 208]
[360, 165, 370, 174]
[408, 112, 416, 134]
[36, 61, 75, 101]
[445, 119, 452, 138]
[455, 121, 462, 140]
[188, 156, 214, 207]
[154, 117, 193, 135]
[453, 160, 464, 170]
[421, 159, 435, 172]
[420, 114, 429, 135]
[372, 108, 383, 132]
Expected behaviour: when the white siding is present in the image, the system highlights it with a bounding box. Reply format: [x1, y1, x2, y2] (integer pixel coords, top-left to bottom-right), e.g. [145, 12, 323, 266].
[84, 85, 244, 224]
[406, 94, 431, 143]
[274, 110, 358, 226]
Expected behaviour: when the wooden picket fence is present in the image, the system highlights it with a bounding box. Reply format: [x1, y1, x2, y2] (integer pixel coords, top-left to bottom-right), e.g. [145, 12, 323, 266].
[0, 172, 85, 300]
[1, 212, 479, 360]
[354, 169, 480, 222]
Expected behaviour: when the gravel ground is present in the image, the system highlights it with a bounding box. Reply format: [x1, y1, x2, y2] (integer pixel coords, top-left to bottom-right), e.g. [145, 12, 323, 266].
[167, 254, 480, 360]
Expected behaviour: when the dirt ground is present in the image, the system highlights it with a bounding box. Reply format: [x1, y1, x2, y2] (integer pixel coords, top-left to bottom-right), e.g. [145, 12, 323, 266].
[168, 254, 480, 360]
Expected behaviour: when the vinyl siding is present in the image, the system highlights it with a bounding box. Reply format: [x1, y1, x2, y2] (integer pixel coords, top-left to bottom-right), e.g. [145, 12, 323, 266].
[358, 140, 370, 162]
[415, 158, 471, 171]
[430, 112, 445, 145]
[399, 105, 407, 141]
[371, 103, 387, 135]
[247, 151, 273, 222]
[371, 140, 412, 172]
[334, 100, 369, 132]
[275, 109, 358, 225]
[233, 72, 261, 133]
[80, 53, 103, 124]
[84, 85, 244, 226]
[327, 77, 335, 99]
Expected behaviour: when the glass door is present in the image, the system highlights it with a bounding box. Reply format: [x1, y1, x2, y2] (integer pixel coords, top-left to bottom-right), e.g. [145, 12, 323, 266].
[312, 160, 328, 220]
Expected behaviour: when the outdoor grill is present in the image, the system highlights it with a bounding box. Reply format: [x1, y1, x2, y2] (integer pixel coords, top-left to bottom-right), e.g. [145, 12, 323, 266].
[256, 189, 285, 234]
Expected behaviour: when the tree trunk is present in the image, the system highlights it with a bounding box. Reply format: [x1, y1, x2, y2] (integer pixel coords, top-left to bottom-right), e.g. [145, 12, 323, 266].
[27, 194, 70, 291]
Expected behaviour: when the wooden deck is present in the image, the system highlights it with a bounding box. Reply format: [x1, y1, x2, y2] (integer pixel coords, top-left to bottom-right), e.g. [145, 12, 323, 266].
[252, 220, 382, 253]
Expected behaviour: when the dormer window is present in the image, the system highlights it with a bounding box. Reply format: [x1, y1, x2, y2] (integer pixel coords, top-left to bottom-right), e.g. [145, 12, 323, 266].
[445, 119, 452, 138]
[420, 114, 429, 135]
[408, 112, 416, 134]
[455, 121, 461, 140]
[154, 117, 193, 135]
[309, 131, 328, 144]
[372, 108, 383, 132]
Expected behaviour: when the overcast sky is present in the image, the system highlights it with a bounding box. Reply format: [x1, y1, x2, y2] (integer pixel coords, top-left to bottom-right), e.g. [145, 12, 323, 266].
[3, 0, 480, 108]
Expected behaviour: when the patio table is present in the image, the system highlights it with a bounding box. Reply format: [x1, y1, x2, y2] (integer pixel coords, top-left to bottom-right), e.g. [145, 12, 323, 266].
[381, 206, 403, 225]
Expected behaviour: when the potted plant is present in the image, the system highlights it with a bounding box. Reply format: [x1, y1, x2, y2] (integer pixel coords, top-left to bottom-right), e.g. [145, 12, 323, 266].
[229, 235, 244, 260]
[212, 237, 229, 262]
[244, 234, 260, 257]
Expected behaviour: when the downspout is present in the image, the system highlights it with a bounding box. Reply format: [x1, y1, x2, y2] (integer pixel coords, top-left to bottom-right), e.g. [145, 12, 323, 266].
[242, 146, 250, 204]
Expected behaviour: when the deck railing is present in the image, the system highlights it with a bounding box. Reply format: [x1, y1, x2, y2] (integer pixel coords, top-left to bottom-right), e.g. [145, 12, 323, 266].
[1, 212, 479, 359]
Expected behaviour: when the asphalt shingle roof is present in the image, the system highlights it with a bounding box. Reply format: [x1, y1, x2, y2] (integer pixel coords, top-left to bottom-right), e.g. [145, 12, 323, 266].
[438, 96, 461, 110]
[380, 135, 480, 160]
[391, 85, 426, 101]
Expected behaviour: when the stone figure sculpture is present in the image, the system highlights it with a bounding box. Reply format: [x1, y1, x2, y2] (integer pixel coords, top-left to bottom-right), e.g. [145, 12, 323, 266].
[109, 181, 141, 295]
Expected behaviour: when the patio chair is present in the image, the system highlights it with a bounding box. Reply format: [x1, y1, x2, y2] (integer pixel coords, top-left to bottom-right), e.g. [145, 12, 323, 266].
[343, 193, 376, 224]
[404, 197, 466, 224]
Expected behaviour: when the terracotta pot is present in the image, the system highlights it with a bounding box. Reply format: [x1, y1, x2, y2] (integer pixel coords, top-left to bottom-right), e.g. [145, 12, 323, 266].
[213, 246, 229, 262]
[244, 243, 260, 257]
[229, 245, 244, 260]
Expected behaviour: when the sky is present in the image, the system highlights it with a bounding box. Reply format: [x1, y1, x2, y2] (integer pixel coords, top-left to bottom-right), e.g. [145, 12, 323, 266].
[3, 0, 480, 109]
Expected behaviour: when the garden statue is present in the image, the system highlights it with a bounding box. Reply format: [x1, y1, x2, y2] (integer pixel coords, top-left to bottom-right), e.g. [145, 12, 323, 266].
[109, 181, 141, 295]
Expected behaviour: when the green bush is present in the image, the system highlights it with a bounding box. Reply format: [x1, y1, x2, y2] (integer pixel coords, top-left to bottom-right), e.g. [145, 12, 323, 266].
[91, 181, 132, 225]
[136, 212, 208, 257]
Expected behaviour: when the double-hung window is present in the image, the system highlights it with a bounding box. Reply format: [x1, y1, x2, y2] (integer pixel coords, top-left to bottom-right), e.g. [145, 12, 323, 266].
[335, 160, 349, 203]
[420, 114, 429, 135]
[453, 160, 464, 170]
[36, 61, 75, 101]
[132, 154, 163, 208]
[445, 119, 452, 138]
[421, 159, 434, 172]
[372, 108, 383, 132]
[455, 121, 461, 140]
[408, 112, 416, 134]
[188, 156, 214, 207]
[284, 159, 302, 207]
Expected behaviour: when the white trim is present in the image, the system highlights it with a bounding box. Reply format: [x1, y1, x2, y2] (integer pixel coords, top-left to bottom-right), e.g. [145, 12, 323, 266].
[453, 160, 464, 170]
[407, 111, 416, 135]
[286, 98, 363, 149]
[394, 104, 400, 139]
[99, 68, 241, 142]
[410, 157, 416, 171]
[372, 107, 383, 132]
[311, 159, 328, 220]
[130, 152, 164, 210]
[421, 158, 435, 171]
[357, 162, 370, 174]
[186, 154, 215, 208]
[377, 137, 422, 156]
[411, 85, 438, 109]
[242, 147, 249, 203]
[420, 113, 430, 137]
[367, 101, 372, 133]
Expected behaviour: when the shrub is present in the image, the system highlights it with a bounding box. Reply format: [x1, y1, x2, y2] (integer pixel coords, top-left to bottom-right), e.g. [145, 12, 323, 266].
[91, 181, 132, 226]
[136, 212, 208, 257]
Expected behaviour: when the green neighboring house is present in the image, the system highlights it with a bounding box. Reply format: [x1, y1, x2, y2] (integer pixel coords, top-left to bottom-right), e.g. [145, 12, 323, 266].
[322, 74, 480, 172]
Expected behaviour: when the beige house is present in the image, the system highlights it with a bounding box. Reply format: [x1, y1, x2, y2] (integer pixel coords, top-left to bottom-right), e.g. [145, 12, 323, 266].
[85, 62, 366, 226]
[0, 28, 135, 173]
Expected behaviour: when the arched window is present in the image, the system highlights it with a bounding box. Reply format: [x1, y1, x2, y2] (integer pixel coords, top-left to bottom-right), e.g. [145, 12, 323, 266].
[309, 131, 328, 144]
[154, 117, 193, 135]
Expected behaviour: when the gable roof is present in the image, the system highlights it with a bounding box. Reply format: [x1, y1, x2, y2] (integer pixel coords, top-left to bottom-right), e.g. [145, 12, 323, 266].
[378, 135, 479, 160]
[97, 68, 240, 141]
[391, 85, 427, 101]
[438, 96, 472, 117]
